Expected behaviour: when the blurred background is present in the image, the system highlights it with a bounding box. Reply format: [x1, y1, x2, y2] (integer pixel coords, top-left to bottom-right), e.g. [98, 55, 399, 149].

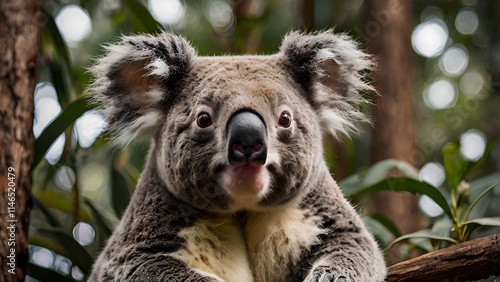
[27, 0, 500, 281]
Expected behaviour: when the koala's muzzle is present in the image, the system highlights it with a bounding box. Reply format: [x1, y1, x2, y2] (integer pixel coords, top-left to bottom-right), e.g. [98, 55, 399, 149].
[227, 111, 267, 166]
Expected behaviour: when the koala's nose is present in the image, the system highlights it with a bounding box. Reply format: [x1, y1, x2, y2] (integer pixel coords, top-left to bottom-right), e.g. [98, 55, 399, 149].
[227, 111, 267, 166]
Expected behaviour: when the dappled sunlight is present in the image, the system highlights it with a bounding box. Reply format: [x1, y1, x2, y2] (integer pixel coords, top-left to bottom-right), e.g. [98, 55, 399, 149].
[455, 7, 479, 35]
[55, 165, 76, 190]
[72, 222, 96, 246]
[419, 162, 446, 187]
[423, 79, 457, 110]
[148, 0, 185, 25]
[55, 5, 92, 46]
[203, 0, 235, 34]
[75, 110, 106, 148]
[440, 45, 469, 77]
[460, 129, 486, 162]
[412, 18, 448, 58]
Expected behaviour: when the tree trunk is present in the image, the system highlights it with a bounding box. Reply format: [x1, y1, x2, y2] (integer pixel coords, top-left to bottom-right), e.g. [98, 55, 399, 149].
[387, 234, 500, 282]
[0, 0, 40, 281]
[364, 0, 421, 241]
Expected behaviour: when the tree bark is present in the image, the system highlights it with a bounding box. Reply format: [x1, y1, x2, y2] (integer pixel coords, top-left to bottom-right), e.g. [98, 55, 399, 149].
[364, 0, 421, 238]
[0, 0, 40, 281]
[386, 234, 500, 282]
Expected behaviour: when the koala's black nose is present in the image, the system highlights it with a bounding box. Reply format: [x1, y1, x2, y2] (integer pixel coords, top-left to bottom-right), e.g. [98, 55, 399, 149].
[227, 111, 267, 166]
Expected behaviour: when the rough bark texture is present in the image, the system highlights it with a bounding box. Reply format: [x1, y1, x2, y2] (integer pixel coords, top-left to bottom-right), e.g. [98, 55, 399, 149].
[364, 0, 421, 237]
[0, 0, 40, 281]
[386, 234, 500, 282]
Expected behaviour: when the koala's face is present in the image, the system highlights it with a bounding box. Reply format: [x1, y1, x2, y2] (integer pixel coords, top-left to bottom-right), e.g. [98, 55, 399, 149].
[157, 57, 323, 212]
[91, 31, 372, 213]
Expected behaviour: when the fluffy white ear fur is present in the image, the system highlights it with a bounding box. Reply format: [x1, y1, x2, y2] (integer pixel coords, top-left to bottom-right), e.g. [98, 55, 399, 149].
[280, 30, 374, 139]
[88, 32, 196, 146]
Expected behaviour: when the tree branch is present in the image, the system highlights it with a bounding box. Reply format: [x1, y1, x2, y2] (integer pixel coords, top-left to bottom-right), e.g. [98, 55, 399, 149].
[386, 233, 500, 282]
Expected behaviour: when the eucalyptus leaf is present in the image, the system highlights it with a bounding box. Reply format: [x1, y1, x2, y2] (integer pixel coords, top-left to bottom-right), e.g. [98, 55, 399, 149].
[369, 213, 402, 238]
[32, 195, 62, 227]
[361, 216, 394, 246]
[339, 159, 418, 195]
[467, 172, 500, 220]
[27, 262, 77, 282]
[462, 183, 498, 222]
[344, 178, 453, 220]
[442, 143, 470, 193]
[386, 229, 457, 251]
[84, 198, 113, 241]
[111, 165, 132, 218]
[34, 97, 93, 166]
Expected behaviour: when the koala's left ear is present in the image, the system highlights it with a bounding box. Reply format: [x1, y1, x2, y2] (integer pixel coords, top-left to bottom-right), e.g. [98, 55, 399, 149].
[279, 30, 374, 138]
[89, 32, 196, 146]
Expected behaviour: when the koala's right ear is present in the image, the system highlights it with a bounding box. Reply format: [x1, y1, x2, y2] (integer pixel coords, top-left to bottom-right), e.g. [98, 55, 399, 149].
[89, 32, 196, 146]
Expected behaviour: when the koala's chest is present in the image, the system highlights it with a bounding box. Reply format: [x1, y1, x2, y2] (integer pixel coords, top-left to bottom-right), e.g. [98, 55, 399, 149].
[169, 209, 324, 282]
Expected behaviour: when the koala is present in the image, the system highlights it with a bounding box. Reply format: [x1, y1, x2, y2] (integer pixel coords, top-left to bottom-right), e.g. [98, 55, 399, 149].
[88, 30, 386, 282]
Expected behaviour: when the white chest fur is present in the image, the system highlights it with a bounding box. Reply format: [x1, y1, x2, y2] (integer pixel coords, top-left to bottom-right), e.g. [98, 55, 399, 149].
[168, 216, 253, 282]
[169, 207, 324, 282]
[245, 207, 325, 282]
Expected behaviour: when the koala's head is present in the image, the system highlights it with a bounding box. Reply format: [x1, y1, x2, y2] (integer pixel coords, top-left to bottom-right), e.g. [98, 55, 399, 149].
[90, 31, 373, 213]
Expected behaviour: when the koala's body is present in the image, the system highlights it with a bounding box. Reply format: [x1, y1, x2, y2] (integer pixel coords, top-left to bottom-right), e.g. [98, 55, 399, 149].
[88, 31, 386, 282]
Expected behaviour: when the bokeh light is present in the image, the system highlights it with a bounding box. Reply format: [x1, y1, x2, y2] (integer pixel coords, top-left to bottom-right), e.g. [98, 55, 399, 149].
[423, 79, 457, 110]
[455, 8, 479, 35]
[440, 46, 469, 77]
[412, 18, 449, 58]
[419, 162, 446, 187]
[55, 5, 92, 45]
[72, 222, 96, 246]
[75, 110, 106, 148]
[80, 163, 106, 192]
[204, 0, 235, 34]
[419, 195, 444, 217]
[33, 83, 65, 164]
[460, 129, 486, 162]
[418, 162, 446, 218]
[72, 266, 84, 280]
[55, 166, 76, 190]
[460, 71, 486, 97]
[148, 0, 185, 25]
[30, 246, 55, 268]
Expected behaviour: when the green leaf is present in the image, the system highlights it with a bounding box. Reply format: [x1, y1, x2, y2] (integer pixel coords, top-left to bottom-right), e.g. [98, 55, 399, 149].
[442, 143, 470, 193]
[35, 190, 92, 222]
[362, 159, 419, 185]
[32, 195, 63, 227]
[123, 0, 162, 33]
[345, 178, 454, 220]
[111, 164, 131, 218]
[339, 159, 418, 195]
[386, 229, 458, 251]
[84, 198, 113, 241]
[41, 6, 71, 72]
[39, 226, 94, 276]
[27, 262, 77, 282]
[463, 217, 500, 238]
[462, 183, 498, 222]
[361, 216, 394, 246]
[467, 172, 500, 220]
[34, 97, 93, 166]
[369, 213, 402, 238]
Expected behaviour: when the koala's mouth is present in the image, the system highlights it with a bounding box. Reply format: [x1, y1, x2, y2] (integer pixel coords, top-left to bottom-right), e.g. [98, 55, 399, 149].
[221, 163, 270, 199]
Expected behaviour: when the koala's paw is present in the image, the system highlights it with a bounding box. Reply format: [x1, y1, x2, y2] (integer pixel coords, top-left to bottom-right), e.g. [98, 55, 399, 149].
[304, 266, 352, 282]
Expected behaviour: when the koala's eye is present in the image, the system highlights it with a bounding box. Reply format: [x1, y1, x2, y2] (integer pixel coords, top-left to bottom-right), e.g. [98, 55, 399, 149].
[197, 112, 212, 128]
[278, 111, 292, 128]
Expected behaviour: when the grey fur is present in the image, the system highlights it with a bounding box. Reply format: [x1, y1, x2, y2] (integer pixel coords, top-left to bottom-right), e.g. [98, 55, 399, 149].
[88, 31, 386, 282]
